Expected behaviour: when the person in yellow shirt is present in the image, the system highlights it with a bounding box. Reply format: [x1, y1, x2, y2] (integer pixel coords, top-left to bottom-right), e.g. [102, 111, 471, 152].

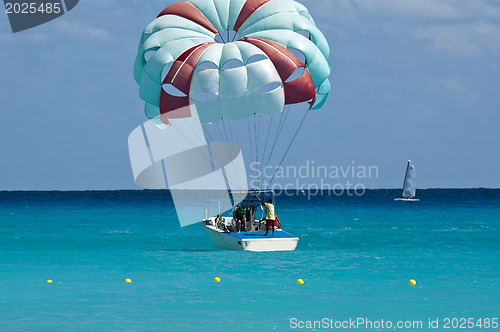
[261, 196, 276, 236]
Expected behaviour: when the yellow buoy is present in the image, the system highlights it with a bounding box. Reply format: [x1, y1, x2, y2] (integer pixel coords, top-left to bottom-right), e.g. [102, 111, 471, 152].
[297, 279, 304, 284]
[125, 278, 132, 283]
[409, 279, 416, 285]
[214, 277, 221, 283]
[46, 279, 53, 284]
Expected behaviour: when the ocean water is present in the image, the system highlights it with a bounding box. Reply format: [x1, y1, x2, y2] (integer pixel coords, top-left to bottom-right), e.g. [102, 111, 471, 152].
[0, 189, 498, 331]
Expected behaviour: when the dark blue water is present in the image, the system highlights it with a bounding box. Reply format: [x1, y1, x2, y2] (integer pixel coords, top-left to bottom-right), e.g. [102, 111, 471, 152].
[0, 190, 498, 331]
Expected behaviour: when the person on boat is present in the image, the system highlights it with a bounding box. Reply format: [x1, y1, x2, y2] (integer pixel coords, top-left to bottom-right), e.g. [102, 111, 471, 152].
[245, 205, 255, 232]
[215, 213, 229, 232]
[261, 196, 276, 236]
[233, 205, 246, 233]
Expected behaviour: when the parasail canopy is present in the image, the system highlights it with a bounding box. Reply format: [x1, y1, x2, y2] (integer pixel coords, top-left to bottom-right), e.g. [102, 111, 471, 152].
[134, 0, 331, 125]
[132, 0, 332, 195]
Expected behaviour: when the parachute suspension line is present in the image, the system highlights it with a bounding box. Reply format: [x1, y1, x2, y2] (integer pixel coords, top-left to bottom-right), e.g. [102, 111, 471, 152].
[221, 118, 239, 190]
[226, 118, 246, 192]
[257, 113, 274, 188]
[230, 119, 246, 193]
[214, 120, 234, 186]
[238, 119, 252, 180]
[276, 105, 291, 139]
[226, 118, 242, 189]
[171, 120, 243, 192]
[255, 114, 261, 181]
[236, 118, 252, 191]
[215, 119, 246, 192]
[238, 121, 251, 193]
[253, 114, 259, 172]
[260, 106, 290, 186]
[184, 116, 210, 151]
[206, 122, 223, 171]
[228, 118, 235, 149]
[202, 125, 218, 171]
[208, 123, 228, 173]
[259, 110, 283, 187]
[168, 122, 207, 162]
[246, 117, 254, 169]
[167, 123, 214, 175]
[221, 118, 237, 189]
[221, 118, 230, 143]
[257, 113, 265, 189]
[266, 109, 311, 190]
[202, 124, 215, 143]
[215, 120, 226, 164]
[253, 113, 260, 187]
[203, 123, 239, 192]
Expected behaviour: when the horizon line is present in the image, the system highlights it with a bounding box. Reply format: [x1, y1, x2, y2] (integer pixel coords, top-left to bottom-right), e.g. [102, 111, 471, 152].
[1, 187, 500, 192]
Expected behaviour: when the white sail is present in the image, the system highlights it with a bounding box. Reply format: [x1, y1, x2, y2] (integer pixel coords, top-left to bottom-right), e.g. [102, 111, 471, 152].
[402, 160, 417, 197]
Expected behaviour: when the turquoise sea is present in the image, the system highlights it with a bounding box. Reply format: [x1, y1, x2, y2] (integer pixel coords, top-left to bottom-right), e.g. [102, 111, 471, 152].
[0, 189, 499, 331]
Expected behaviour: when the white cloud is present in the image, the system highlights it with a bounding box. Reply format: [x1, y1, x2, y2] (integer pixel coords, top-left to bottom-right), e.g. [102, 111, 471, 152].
[0, 20, 110, 46]
[53, 21, 111, 42]
[413, 22, 500, 56]
[304, 0, 500, 21]
[358, 0, 500, 20]
[428, 78, 471, 94]
[302, 0, 500, 58]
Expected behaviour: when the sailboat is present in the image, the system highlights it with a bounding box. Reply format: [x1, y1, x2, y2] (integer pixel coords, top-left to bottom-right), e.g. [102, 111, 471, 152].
[394, 160, 420, 201]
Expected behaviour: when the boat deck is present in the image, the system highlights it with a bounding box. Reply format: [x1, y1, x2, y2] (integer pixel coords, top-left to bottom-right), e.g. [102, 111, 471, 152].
[226, 230, 297, 240]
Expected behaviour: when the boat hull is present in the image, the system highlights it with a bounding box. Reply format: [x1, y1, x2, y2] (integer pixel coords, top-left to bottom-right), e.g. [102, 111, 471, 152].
[202, 219, 298, 252]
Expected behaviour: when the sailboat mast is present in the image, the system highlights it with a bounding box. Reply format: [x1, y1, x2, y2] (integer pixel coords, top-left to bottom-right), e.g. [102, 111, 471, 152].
[401, 160, 410, 197]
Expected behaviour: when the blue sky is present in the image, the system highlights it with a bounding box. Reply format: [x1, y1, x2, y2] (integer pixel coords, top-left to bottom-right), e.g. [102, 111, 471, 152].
[1, 0, 499, 190]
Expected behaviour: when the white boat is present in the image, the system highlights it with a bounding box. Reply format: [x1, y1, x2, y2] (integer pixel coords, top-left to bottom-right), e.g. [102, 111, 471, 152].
[394, 160, 420, 201]
[201, 218, 299, 251]
[200, 191, 299, 251]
